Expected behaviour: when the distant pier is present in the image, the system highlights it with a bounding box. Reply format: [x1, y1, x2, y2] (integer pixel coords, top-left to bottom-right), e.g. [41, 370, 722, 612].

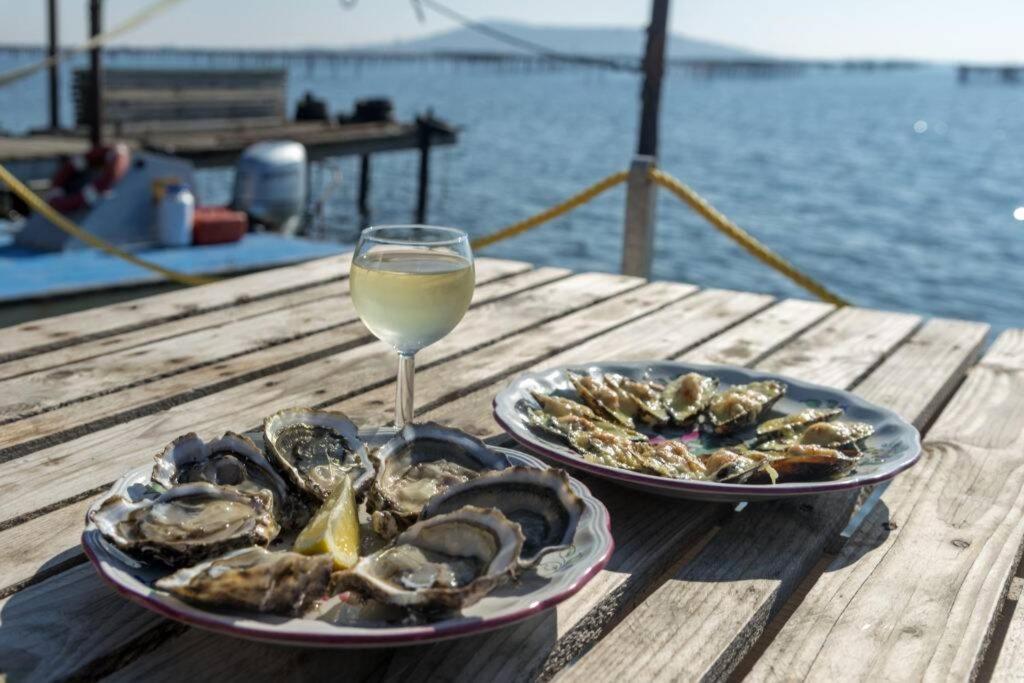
[0, 44, 927, 78]
[957, 64, 1022, 84]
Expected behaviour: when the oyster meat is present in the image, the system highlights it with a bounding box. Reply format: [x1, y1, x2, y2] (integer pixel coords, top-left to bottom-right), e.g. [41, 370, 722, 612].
[367, 423, 509, 539]
[151, 432, 291, 518]
[90, 483, 279, 567]
[662, 372, 719, 426]
[756, 407, 843, 447]
[335, 506, 524, 612]
[263, 408, 375, 501]
[155, 547, 332, 616]
[703, 380, 786, 435]
[420, 466, 584, 565]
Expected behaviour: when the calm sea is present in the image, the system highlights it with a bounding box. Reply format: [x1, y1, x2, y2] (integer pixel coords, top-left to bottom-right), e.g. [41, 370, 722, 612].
[2, 53, 1023, 332]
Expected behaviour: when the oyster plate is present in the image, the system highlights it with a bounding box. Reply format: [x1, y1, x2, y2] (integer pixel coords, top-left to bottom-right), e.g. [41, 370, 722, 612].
[81, 430, 612, 647]
[493, 361, 921, 503]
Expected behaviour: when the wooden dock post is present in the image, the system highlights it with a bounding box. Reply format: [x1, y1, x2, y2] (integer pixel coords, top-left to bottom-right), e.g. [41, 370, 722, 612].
[621, 0, 670, 279]
[621, 155, 658, 278]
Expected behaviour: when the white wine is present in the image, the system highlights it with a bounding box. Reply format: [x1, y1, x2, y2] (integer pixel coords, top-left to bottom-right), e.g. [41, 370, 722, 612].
[350, 250, 475, 354]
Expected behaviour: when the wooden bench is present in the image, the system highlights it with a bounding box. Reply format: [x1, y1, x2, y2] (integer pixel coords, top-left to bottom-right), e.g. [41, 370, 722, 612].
[73, 68, 287, 136]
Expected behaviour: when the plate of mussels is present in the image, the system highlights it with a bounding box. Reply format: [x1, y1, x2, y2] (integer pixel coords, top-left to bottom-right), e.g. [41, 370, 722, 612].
[81, 410, 613, 646]
[492, 361, 921, 502]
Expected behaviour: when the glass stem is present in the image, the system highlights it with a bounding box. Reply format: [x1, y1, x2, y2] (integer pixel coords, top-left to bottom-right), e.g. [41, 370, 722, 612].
[395, 352, 415, 428]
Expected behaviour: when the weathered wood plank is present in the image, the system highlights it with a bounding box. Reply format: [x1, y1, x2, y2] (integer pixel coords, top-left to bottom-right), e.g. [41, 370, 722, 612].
[0, 253, 352, 361]
[0, 260, 543, 425]
[0, 259, 542, 383]
[95, 288, 774, 682]
[0, 280, 690, 599]
[0, 255, 527, 362]
[992, 577, 1024, 682]
[557, 313, 990, 683]
[747, 326, 1024, 683]
[0, 267, 570, 454]
[0, 272, 642, 527]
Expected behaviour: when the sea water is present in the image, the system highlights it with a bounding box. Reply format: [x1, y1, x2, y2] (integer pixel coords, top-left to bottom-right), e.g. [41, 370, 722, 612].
[1, 53, 1022, 332]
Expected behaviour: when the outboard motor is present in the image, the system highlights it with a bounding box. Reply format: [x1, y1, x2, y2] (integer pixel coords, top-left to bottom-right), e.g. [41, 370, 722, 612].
[232, 141, 307, 235]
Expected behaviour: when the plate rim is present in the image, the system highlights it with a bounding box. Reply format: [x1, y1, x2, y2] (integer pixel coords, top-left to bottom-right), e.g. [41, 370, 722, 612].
[81, 447, 614, 647]
[492, 359, 923, 498]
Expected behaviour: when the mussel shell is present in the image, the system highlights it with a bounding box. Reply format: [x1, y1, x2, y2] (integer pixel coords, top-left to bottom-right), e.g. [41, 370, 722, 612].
[89, 482, 280, 567]
[756, 407, 843, 439]
[335, 506, 524, 612]
[155, 547, 332, 616]
[796, 420, 875, 451]
[661, 372, 719, 426]
[263, 408, 375, 502]
[704, 380, 787, 435]
[419, 466, 584, 566]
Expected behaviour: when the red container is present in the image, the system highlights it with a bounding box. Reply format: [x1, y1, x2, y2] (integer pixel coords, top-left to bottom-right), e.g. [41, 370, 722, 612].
[192, 207, 248, 245]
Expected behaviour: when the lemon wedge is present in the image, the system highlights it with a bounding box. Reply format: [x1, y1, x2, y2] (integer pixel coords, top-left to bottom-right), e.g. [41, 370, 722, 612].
[293, 475, 359, 570]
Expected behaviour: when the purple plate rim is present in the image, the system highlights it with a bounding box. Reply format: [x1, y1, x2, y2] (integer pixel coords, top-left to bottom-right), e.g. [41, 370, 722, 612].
[492, 360, 922, 498]
[81, 448, 614, 647]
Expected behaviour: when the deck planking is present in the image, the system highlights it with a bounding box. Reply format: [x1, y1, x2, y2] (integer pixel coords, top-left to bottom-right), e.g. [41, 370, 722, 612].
[0, 255, 1019, 682]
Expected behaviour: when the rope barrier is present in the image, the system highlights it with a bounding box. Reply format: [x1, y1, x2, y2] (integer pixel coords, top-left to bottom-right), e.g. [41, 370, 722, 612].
[470, 171, 628, 250]
[470, 167, 849, 306]
[0, 162, 216, 286]
[0, 0, 186, 89]
[648, 169, 849, 306]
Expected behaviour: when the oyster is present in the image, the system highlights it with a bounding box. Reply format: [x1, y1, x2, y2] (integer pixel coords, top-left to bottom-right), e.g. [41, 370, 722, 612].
[155, 547, 332, 616]
[90, 483, 279, 567]
[703, 380, 786, 435]
[335, 506, 524, 612]
[367, 423, 509, 539]
[263, 408, 374, 502]
[756, 407, 843, 442]
[662, 372, 719, 426]
[569, 372, 669, 428]
[151, 432, 291, 517]
[420, 466, 584, 565]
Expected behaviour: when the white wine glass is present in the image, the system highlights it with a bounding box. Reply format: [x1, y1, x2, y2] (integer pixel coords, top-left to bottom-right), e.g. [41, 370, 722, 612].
[349, 225, 475, 427]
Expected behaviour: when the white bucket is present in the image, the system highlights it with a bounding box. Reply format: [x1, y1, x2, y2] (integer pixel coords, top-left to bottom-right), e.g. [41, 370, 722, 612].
[157, 184, 195, 247]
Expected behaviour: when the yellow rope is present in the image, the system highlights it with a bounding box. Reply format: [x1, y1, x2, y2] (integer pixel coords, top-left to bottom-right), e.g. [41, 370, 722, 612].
[648, 169, 849, 306]
[0, 162, 215, 286]
[0, 0, 187, 89]
[471, 171, 628, 249]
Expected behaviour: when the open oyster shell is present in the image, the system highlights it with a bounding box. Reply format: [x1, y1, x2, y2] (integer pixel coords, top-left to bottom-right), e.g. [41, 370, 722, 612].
[151, 432, 292, 520]
[334, 506, 524, 612]
[263, 408, 375, 502]
[366, 423, 510, 539]
[419, 466, 583, 566]
[89, 483, 279, 567]
[155, 547, 332, 616]
[662, 372, 719, 426]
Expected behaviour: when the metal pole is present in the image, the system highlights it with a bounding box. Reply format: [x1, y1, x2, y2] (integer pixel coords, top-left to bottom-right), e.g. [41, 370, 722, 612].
[358, 154, 372, 228]
[621, 0, 671, 278]
[47, 0, 60, 130]
[637, 0, 670, 156]
[88, 0, 103, 147]
[415, 115, 431, 224]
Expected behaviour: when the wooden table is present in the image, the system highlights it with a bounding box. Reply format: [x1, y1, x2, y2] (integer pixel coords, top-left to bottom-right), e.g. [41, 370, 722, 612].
[1, 255, 1022, 682]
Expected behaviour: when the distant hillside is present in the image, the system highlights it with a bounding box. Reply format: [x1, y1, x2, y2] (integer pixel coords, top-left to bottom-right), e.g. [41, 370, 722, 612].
[377, 21, 758, 61]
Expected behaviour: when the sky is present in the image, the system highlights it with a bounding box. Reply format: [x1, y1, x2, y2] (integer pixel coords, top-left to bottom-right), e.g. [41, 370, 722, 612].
[1, 0, 1022, 63]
